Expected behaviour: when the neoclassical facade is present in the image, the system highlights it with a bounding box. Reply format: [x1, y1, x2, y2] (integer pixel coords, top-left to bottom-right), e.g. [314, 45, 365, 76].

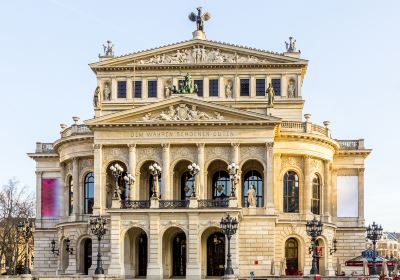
[28, 26, 371, 279]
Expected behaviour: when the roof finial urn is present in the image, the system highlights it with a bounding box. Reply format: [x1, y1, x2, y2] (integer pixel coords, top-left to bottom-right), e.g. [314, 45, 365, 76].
[189, 7, 211, 40]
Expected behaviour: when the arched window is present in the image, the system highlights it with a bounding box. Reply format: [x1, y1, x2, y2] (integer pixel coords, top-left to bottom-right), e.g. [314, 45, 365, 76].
[212, 171, 230, 199]
[311, 175, 321, 215]
[68, 176, 73, 215]
[180, 171, 194, 200]
[243, 170, 263, 207]
[285, 238, 299, 275]
[84, 172, 94, 214]
[283, 171, 299, 213]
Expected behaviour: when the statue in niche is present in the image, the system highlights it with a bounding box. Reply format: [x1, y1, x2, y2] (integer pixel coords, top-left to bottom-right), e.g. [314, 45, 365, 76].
[164, 80, 172, 98]
[266, 83, 275, 105]
[247, 185, 256, 207]
[225, 80, 233, 98]
[287, 79, 296, 98]
[103, 82, 111, 101]
[93, 86, 101, 108]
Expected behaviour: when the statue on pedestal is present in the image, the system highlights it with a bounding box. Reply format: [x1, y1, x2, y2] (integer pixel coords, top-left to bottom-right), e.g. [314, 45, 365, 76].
[93, 86, 101, 108]
[247, 185, 256, 207]
[287, 79, 296, 98]
[188, 7, 211, 32]
[103, 83, 111, 101]
[266, 83, 275, 105]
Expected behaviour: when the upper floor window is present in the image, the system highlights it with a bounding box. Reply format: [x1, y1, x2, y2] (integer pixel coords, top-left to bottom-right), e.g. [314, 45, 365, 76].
[68, 176, 73, 215]
[181, 171, 194, 200]
[134, 80, 142, 98]
[240, 79, 250, 96]
[84, 172, 94, 214]
[148, 80, 157, 98]
[212, 171, 230, 199]
[272, 79, 281, 96]
[256, 79, 266, 96]
[243, 170, 263, 207]
[194, 80, 203, 97]
[283, 171, 299, 213]
[209, 79, 219, 97]
[117, 81, 127, 98]
[311, 175, 321, 215]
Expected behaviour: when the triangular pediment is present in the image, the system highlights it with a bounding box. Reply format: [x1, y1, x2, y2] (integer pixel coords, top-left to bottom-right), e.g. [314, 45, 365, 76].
[85, 95, 280, 126]
[90, 39, 307, 70]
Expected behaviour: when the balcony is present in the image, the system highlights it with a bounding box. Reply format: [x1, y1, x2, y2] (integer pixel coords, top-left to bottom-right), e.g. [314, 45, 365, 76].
[198, 199, 229, 208]
[35, 142, 55, 153]
[61, 124, 92, 138]
[122, 200, 150, 209]
[280, 121, 330, 137]
[113, 199, 233, 209]
[336, 139, 365, 150]
[159, 200, 190, 209]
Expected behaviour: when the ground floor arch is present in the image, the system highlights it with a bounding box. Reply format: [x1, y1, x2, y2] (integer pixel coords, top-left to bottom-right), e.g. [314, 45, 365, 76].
[200, 227, 225, 277]
[123, 227, 148, 277]
[316, 238, 326, 275]
[162, 227, 187, 278]
[77, 237, 92, 275]
[285, 237, 299, 275]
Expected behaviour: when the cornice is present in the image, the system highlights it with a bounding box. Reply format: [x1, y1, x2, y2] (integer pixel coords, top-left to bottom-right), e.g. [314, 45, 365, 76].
[53, 135, 94, 152]
[277, 132, 339, 151]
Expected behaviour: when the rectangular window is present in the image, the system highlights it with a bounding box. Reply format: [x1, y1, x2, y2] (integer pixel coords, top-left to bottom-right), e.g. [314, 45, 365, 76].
[240, 79, 250, 96]
[272, 78, 281, 96]
[148, 80, 157, 98]
[209, 79, 219, 96]
[337, 176, 359, 217]
[117, 81, 127, 98]
[134, 81, 142, 98]
[256, 79, 266, 96]
[194, 80, 203, 96]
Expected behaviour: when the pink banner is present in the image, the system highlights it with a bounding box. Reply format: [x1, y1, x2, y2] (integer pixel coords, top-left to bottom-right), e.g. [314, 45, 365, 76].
[41, 178, 60, 218]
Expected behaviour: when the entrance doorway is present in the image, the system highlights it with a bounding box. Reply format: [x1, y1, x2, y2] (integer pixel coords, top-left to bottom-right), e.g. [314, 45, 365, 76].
[124, 227, 148, 277]
[207, 232, 225, 276]
[138, 233, 148, 276]
[83, 239, 92, 275]
[285, 238, 299, 275]
[172, 232, 187, 276]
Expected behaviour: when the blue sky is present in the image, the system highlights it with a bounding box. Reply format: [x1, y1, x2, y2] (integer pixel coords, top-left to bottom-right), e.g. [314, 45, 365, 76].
[0, 0, 399, 230]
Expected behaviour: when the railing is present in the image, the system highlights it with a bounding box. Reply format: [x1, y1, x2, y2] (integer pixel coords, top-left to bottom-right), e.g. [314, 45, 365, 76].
[35, 142, 55, 153]
[159, 200, 190, 209]
[280, 121, 330, 137]
[61, 124, 92, 138]
[122, 200, 150, 209]
[198, 199, 229, 208]
[281, 121, 306, 132]
[336, 139, 364, 150]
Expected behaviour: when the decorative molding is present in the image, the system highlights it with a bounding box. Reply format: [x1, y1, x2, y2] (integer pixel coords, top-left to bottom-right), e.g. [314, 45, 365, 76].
[141, 104, 224, 122]
[137, 147, 162, 164]
[239, 146, 264, 161]
[309, 158, 323, 173]
[93, 144, 102, 150]
[170, 146, 196, 162]
[79, 158, 94, 172]
[281, 156, 304, 171]
[205, 146, 230, 162]
[266, 142, 274, 150]
[127, 143, 136, 149]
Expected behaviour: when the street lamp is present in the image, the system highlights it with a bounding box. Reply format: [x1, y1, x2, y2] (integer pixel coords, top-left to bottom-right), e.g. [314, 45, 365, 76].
[149, 162, 162, 198]
[89, 216, 107, 275]
[17, 219, 34, 275]
[366, 221, 383, 275]
[220, 214, 239, 277]
[123, 173, 135, 207]
[65, 238, 73, 255]
[306, 217, 323, 275]
[188, 162, 200, 197]
[329, 238, 338, 255]
[227, 163, 239, 197]
[110, 163, 124, 204]
[50, 239, 59, 256]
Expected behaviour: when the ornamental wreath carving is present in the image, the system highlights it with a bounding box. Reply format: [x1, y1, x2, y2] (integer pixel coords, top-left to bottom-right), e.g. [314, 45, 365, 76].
[281, 156, 304, 171]
[134, 46, 271, 65]
[142, 104, 224, 121]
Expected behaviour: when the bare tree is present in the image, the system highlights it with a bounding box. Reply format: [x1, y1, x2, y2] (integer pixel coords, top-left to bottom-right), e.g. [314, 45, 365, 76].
[0, 178, 34, 275]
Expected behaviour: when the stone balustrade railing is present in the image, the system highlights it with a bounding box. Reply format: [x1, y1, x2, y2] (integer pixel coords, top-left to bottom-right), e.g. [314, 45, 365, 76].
[280, 121, 330, 137]
[336, 139, 365, 150]
[35, 142, 55, 153]
[61, 124, 92, 138]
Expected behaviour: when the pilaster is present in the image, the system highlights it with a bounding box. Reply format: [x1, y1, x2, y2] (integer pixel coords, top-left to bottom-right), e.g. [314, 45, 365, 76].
[59, 163, 66, 221]
[324, 161, 332, 220]
[304, 155, 312, 217]
[197, 143, 205, 199]
[72, 158, 79, 219]
[273, 153, 282, 211]
[186, 213, 201, 279]
[231, 143, 240, 204]
[126, 77, 133, 101]
[35, 171, 43, 226]
[358, 168, 365, 221]
[147, 214, 162, 279]
[93, 144, 102, 215]
[111, 79, 117, 100]
[128, 144, 136, 200]
[161, 143, 170, 199]
[265, 142, 275, 214]
[108, 215, 122, 275]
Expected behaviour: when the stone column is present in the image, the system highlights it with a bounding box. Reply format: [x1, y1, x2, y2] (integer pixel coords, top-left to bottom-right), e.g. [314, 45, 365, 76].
[186, 213, 201, 279]
[331, 168, 338, 217]
[281, 75, 287, 98]
[93, 144, 103, 215]
[72, 158, 79, 219]
[59, 163, 66, 221]
[197, 143, 205, 199]
[231, 143, 240, 205]
[324, 161, 332, 220]
[304, 155, 312, 217]
[35, 171, 43, 227]
[274, 153, 282, 212]
[111, 79, 117, 100]
[265, 142, 275, 214]
[358, 168, 365, 221]
[161, 143, 170, 199]
[147, 214, 163, 279]
[218, 76, 224, 98]
[107, 214, 122, 275]
[250, 76, 256, 97]
[128, 144, 137, 200]
[126, 77, 133, 101]
[203, 77, 209, 97]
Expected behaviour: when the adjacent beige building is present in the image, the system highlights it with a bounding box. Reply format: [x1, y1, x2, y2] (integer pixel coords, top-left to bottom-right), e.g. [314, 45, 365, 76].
[28, 25, 371, 279]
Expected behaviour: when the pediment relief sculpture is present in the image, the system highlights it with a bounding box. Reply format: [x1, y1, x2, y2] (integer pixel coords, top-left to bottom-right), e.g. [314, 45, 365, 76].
[133, 45, 272, 65]
[141, 104, 225, 122]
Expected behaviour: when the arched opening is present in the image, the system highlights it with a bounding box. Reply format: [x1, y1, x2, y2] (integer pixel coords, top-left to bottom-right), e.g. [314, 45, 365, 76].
[162, 227, 186, 278]
[311, 174, 321, 215]
[123, 227, 148, 277]
[173, 160, 194, 200]
[67, 176, 73, 215]
[200, 227, 225, 277]
[61, 238, 69, 272]
[283, 171, 299, 213]
[84, 172, 94, 214]
[138, 160, 162, 200]
[285, 238, 299, 275]
[106, 161, 128, 208]
[242, 160, 264, 207]
[207, 160, 230, 199]
[78, 237, 92, 275]
[316, 238, 325, 275]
